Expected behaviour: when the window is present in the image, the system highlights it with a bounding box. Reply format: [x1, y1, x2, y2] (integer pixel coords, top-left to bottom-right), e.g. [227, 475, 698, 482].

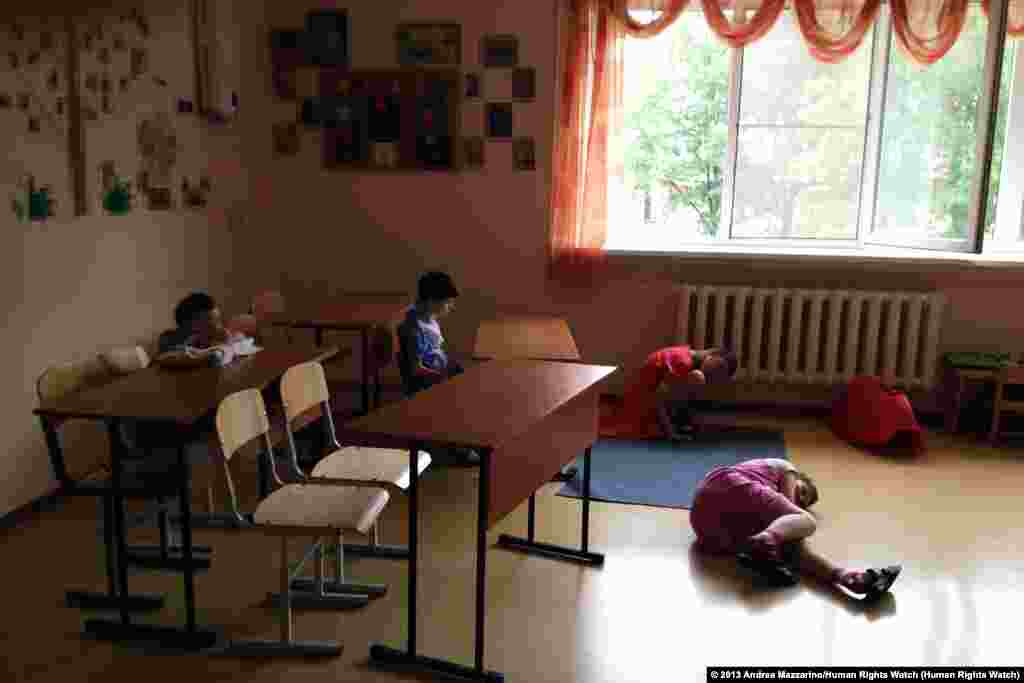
[610, 5, 1019, 255]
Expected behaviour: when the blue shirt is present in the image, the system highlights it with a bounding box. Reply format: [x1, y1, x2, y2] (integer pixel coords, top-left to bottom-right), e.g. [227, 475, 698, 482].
[402, 304, 447, 370]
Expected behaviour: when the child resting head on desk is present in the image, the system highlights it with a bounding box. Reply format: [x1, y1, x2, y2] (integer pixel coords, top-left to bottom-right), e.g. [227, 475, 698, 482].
[155, 291, 254, 369]
[599, 345, 738, 442]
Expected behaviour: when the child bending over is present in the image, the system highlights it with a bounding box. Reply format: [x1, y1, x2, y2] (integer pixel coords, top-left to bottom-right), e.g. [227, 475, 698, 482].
[601, 345, 738, 441]
[156, 292, 251, 369]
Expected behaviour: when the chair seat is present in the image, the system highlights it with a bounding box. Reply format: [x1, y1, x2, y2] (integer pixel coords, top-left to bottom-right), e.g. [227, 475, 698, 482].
[311, 446, 432, 490]
[253, 483, 389, 534]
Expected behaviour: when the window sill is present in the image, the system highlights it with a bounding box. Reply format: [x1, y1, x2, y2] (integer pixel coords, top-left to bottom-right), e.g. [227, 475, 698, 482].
[607, 244, 1024, 272]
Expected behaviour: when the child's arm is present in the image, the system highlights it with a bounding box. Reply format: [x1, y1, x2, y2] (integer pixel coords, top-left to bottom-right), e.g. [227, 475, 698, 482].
[155, 348, 215, 368]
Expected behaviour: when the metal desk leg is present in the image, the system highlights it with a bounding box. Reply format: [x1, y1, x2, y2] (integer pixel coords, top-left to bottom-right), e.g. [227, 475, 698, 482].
[496, 446, 605, 566]
[370, 446, 504, 682]
[84, 437, 217, 649]
[360, 329, 370, 416]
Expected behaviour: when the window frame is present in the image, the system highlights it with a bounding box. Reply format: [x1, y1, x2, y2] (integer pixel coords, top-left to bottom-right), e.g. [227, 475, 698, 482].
[612, 0, 1020, 259]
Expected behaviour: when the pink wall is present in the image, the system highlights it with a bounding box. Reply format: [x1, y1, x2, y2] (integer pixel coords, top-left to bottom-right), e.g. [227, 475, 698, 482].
[241, 1, 1024, 395]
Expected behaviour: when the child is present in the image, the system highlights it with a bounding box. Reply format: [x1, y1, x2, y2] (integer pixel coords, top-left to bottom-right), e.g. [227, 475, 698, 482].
[156, 292, 251, 369]
[690, 458, 901, 598]
[399, 272, 464, 393]
[600, 345, 738, 441]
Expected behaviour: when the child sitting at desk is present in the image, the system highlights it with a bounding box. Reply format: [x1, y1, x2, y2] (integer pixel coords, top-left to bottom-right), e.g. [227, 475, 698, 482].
[600, 345, 738, 441]
[156, 292, 252, 369]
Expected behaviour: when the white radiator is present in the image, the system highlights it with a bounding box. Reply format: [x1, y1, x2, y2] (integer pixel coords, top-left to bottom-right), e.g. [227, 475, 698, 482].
[675, 285, 945, 390]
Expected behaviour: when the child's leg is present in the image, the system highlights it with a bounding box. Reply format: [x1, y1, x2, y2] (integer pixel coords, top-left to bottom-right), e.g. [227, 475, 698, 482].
[790, 541, 901, 596]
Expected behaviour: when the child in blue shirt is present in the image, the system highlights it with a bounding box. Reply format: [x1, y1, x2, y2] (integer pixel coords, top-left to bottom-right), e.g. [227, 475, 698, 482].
[401, 271, 465, 392]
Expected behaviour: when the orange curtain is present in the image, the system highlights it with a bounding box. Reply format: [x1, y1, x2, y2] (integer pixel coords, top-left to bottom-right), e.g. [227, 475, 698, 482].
[982, 0, 1024, 37]
[609, 0, 693, 36]
[793, 0, 883, 62]
[548, 0, 625, 285]
[890, 0, 969, 64]
[702, 0, 786, 47]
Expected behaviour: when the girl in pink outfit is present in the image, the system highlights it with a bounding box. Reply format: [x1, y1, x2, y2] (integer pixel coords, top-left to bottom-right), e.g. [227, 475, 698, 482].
[690, 458, 901, 598]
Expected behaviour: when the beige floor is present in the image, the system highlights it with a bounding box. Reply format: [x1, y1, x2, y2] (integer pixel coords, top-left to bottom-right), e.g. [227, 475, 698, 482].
[3, 413, 1023, 683]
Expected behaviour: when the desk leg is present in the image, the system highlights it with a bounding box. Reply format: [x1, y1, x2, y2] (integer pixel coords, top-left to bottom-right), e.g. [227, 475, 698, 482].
[496, 446, 605, 566]
[369, 446, 504, 682]
[84, 438, 217, 649]
[42, 418, 165, 614]
[360, 329, 370, 416]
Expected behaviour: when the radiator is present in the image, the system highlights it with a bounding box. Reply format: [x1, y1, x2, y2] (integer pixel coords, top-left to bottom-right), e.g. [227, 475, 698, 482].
[675, 285, 946, 389]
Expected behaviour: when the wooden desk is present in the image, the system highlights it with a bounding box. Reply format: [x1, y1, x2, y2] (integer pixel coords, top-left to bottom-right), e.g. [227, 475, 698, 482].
[34, 345, 341, 650]
[473, 315, 581, 361]
[344, 359, 616, 683]
[270, 295, 409, 414]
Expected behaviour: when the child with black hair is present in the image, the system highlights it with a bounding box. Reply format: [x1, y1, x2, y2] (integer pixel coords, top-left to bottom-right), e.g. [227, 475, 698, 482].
[156, 292, 252, 369]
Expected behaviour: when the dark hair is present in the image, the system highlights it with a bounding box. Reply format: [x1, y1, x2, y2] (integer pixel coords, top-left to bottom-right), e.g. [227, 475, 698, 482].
[704, 349, 739, 383]
[174, 292, 218, 328]
[417, 271, 459, 303]
[793, 471, 819, 508]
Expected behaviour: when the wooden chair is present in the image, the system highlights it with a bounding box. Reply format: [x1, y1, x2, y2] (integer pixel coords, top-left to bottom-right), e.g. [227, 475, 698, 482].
[37, 347, 204, 612]
[212, 387, 392, 656]
[279, 361, 431, 594]
[989, 365, 1024, 443]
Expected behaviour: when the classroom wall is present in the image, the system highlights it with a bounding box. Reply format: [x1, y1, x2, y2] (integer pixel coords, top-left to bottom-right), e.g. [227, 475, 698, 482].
[242, 0, 1024, 396]
[0, 1, 247, 517]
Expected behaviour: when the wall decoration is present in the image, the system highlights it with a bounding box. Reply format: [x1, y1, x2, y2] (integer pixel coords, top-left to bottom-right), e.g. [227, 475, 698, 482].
[270, 29, 303, 100]
[304, 10, 349, 67]
[145, 184, 172, 210]
[482, 34, 518, 68]
[465, 73, 481, 99]
[177, 98, 194, 113]
[513, 137, 536, 171]
[273, 121, 300, 157]
[486, 103, 514, 139]
[396, 23, 461, 67]
[98, 160, 134, 215]
[463, 136, 484, 169]
[511, 68, 535, 101]
[9, 175, 57, 221]
[182, 175, 211, 208]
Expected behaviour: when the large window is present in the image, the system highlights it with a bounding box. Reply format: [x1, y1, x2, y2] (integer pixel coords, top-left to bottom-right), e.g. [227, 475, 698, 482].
[609, 5, 1019, 255]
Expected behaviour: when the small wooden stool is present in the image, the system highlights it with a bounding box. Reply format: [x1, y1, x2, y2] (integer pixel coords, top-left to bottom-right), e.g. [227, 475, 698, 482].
[989, 365, 1024, 443]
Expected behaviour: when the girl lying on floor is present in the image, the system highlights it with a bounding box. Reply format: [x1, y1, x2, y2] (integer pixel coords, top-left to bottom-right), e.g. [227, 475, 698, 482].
[690, 457, 901, 598]
[599, 345, 738, 441]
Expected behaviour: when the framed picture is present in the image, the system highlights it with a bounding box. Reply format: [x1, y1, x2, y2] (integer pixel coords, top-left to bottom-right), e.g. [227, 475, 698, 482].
[481, 34, 518, 68]
[465, 72, 481, 99]
[396, 23, 461, 67]
[304, 10, 349, 67]
[513, 137, 536, 171]
[486, 103, 514, 139]
[273, 121, 300, 157]
[511, 68, 535, 101]
[463, 137, 484, 169]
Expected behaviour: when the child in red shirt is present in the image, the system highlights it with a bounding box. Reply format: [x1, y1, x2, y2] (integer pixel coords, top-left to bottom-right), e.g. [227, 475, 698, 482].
[600, 346, 737, 441]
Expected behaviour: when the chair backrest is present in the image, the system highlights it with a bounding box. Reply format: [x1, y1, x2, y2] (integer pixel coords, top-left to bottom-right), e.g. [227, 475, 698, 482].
[99, 345, 151, 375]
[395, 316, 418, 397]
[216, 388, 272, 462]
[36, 356, 113, 405]
[280, 361, 330, 421]
[37, 346, 146, 482]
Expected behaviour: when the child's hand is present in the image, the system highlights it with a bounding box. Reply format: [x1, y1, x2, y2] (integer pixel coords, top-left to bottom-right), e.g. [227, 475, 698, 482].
[687, 369, 706, 385]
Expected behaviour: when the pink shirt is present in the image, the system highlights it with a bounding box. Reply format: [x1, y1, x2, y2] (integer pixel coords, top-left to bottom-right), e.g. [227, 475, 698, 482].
[689, 459, 803, 553]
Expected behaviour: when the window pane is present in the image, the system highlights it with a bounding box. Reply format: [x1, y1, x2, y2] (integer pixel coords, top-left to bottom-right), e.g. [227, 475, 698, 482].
[732, 12, 872, 240]
[610, 12, 729, 251]
[986, 41, 1017, 243]
[872, 7, 1001, 246]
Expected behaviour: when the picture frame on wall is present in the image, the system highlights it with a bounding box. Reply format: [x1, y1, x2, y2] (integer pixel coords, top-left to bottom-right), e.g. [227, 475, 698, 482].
[486, 103, 514, 139]
[304, 10, 349, 67]
[513, 137, 536, 171]
[396, 23, 461, 67]
[463, 136, 484, 169]
[481, 34, 518, 68]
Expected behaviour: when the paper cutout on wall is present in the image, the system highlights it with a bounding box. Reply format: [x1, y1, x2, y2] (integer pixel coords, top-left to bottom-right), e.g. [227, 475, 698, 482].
[99, 160, 134, 215]
[182, 176, 211, 208]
